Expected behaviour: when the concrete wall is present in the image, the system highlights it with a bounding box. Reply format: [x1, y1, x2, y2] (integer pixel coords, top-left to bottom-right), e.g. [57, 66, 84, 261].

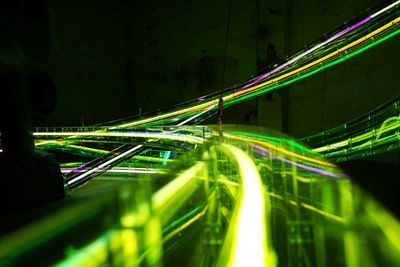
[256, 0, 400, 137]
[40, 0, 400, 145]
[42, 0, 258, 126]
[43, 0, 133, 126]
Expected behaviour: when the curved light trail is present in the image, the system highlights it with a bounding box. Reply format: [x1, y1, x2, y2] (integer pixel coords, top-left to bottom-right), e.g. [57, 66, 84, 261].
[2, 2, 400, 267]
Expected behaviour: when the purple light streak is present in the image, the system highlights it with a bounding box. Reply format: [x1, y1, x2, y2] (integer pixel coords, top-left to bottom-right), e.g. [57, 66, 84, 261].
[250, 143, 344, 178]
[239, 16, 372, 91]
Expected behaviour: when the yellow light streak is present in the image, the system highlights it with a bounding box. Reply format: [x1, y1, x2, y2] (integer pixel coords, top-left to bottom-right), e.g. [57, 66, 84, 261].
[38, 140, 110, 154]
[152, 162, 205, 225]
[109, 17, 399, 129]
[224, 132, 335, 167]
[218, 144, 276, 267]
[231, 17, 400, 99]
[163, 206, 208, 243]
[110, 102, 219, 129]
[33, 131, 204, 144]
[314, 115, 400, 153]
[365, 200, 400, 253]
[268, 192, 345, 223]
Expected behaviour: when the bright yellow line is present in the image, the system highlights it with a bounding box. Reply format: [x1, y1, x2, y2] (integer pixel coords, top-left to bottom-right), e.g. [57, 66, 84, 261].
[35, 140, 60, 146]
[290, 174, 316, 183]
[218, 144, 276, 267]
[110, 17, 400, 129]
[40, 140, 110, 154]
[268, 192, 345, 223]
[33, 131, 204, 144]
[152, 162, 205, 225]
[224, 132, 335, 167]
[110, 103, 219, 129]
[163, 206, 208, 243]
[301, 203, 345, 223]
[231, 17, 400, 99]
[314, 115, 400, 153]
[132, 155, 174, 163]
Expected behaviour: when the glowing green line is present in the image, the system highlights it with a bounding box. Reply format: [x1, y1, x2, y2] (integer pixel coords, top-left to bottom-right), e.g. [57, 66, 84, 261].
[162, 205, 208, 243]
[132, 155, 174, 163]
[226, 131, 318, 155]
[107, 18, 400, 129]
[37, 141, 110, 155]
[314, 115, 400, 157]
[228, 28, 400, 105]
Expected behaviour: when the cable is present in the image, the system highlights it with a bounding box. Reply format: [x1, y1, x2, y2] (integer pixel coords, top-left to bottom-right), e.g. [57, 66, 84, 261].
[222, 0, 233, 87]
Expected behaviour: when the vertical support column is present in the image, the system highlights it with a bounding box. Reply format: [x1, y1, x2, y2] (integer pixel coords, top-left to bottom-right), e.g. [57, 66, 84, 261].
[0, 0, 65, 213]
[256, 0, 285, 130]
[281, 0, 293, 134]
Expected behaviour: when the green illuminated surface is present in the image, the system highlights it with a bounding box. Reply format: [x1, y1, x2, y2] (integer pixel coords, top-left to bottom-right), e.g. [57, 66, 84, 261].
[304, 94, 400, 162]
[1, 126, 400, 267]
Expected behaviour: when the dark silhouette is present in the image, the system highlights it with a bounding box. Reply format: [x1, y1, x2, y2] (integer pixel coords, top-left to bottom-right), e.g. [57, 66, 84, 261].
[0, 0, 64, 213]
